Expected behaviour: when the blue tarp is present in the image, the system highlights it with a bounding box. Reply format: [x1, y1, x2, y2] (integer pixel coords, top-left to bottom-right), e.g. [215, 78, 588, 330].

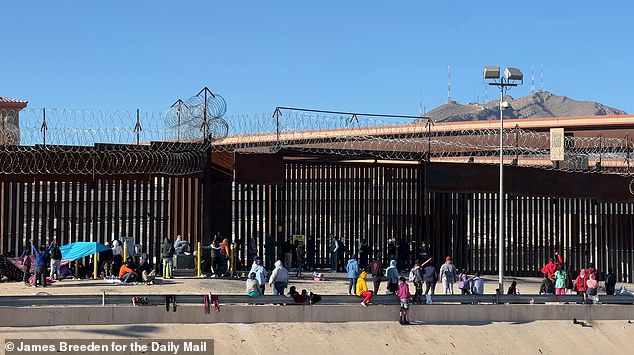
[60, 242, 110, 261]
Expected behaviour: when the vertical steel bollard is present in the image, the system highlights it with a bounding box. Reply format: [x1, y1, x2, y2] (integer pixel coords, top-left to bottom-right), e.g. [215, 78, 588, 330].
[197, 242, 202, 277]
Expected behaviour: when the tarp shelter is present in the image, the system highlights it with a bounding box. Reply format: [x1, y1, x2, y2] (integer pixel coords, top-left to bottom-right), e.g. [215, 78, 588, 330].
[60, 242, 110, 261]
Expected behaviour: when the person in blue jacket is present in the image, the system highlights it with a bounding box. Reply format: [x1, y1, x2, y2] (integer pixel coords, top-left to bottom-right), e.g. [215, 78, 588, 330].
[346, 255, 360, 294]
[385, 259, 399, 294]
[30, 239, 52, 287]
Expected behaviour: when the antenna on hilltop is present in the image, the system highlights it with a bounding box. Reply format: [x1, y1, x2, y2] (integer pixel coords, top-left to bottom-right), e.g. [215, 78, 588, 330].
[540, 64, 544, 92]
[484, 83, 488, 104]
[419, 89, 423, 115]
[531, 62, 535, 93]
[447, 64, 452, 103]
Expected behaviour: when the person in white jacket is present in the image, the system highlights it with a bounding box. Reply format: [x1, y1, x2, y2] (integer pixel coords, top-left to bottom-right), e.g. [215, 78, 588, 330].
[268, 260, 289, 295]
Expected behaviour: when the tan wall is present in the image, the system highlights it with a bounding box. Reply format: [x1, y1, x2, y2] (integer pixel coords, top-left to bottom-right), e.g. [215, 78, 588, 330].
[2, 304, 634, 327]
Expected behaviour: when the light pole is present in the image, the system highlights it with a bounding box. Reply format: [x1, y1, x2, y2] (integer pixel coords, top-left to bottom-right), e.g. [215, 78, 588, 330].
[483, 66, 523, 296]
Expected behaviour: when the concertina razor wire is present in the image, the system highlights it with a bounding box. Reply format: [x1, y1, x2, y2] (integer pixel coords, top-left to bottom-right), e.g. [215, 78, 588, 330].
[0, 107, 632, 176]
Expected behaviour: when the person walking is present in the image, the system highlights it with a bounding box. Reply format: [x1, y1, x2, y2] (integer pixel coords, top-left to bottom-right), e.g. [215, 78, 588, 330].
[356, 270, 373, 307]
[160, 237, 175, 279]
[554, 265, 567, 295]
[439, 256, 457, 294]
[252, 259, 268, 295]
[295, 240, 305, 277]
[397, 276, 411, 324]
[346, 255, 360, 295]
[268, 260, 289, 295]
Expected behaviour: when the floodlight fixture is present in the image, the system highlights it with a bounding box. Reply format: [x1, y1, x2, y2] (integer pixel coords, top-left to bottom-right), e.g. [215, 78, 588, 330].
[504, 67, 523, 81]
[483, 66, 500, 79]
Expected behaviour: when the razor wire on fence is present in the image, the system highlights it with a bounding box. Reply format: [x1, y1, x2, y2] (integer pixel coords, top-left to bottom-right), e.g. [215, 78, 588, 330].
[1, 105, 632, 176]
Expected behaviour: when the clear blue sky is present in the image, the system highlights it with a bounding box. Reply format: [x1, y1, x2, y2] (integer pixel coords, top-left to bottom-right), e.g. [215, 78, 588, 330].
[2, 1, 633, 115]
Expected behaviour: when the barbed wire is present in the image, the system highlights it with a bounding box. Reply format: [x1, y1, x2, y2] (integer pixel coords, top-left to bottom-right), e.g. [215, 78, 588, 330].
[1, 108, 632, 176]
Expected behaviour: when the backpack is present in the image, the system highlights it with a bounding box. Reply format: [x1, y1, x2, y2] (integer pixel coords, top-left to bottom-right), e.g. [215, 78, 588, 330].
[370, 260, 382, 277]
[408, 268, 417, 282]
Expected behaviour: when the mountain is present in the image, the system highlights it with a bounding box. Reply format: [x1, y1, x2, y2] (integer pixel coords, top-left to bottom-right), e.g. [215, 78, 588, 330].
[420, 91, 627, 123]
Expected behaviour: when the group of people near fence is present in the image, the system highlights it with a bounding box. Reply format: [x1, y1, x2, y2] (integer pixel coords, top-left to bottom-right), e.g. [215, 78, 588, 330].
[539, 252, 617, 301]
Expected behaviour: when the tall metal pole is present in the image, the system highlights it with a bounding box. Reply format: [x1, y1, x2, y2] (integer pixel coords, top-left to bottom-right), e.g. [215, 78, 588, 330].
[498, 83, 504, 296]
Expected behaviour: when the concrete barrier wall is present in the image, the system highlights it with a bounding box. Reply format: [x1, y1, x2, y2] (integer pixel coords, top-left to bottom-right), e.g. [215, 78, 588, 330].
[3, 304, 634, 327]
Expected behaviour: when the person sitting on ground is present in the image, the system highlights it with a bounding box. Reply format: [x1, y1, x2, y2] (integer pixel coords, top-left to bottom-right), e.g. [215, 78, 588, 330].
[137, 253, 155, 284]
[174, 235, 189, 255]
[385, 260, 399, 295]
[76, 261, 87, 279]
[507, 280, 520, 295]
[356, 270, 373, 307]
[268, 260, 289, 295]
[471, 273, 484, 295]
[586, 273, 599, 298]
[397, 276, 411, 325]
[458, 269, 472, 295]
[246, 272, 261, 298]
[287, 286, 309, 304]
[605, 268, 617, 295]
[119, 256, 138, 283]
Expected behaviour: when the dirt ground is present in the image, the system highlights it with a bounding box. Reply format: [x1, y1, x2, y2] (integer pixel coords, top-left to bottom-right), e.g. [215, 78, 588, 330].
[2, 321, 634, 355]
[0, 272, 627, 297]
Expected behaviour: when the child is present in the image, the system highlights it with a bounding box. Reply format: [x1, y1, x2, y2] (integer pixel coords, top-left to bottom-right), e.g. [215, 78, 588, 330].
[397, 276, 411, 325]
[554, 265, 567, 295]
[356, 270, 373, 307]
[22, 254, 31, 286]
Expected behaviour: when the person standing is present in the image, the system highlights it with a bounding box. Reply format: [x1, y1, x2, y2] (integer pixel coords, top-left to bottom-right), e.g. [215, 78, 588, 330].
[385, 260, 399, 295]
[554, 265, 567, 295]
[410, 262, 423, 303]
[337, 237, 346, 272]
[248, 236, 258, 266]
[252, 259, 268, 295]
[208, 238, 222, 277]
[358, 239, 370, 270]
[329, 234, 339, 272]
[160, 237, 175, 279]
[111, 240, 123, 276]
[268, 260, 289, 295]
[100, 242, 113, 277]
[397, 276, 411, 325]
[370, 254, 385, 295]
[265, 234, 276, 270]
[605, 268, 617, 295]
[30, 240, 52, 287]
[22, 251, 32, 286]
[295, 240, 305, 277]
[541, 252, 563, 282]
[387, 236, 397, 265]
[282, 238, 293, 271]
[423, 261, 438, 295]
[49, 240, 62, 281]
[575, 269, 588, 303]
[439, 256, 457, 295]
[346, 255, 360, 295]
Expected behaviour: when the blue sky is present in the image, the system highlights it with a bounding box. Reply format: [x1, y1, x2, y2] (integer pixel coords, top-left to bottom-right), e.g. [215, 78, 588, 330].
[2, 1, 633, 115]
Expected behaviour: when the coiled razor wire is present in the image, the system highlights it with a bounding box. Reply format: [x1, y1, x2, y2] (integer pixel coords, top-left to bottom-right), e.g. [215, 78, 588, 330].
[1, 107, 632, 176]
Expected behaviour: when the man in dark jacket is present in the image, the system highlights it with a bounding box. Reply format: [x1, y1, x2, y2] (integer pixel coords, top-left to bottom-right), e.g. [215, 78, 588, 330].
[30, 240, 52, 287]
[329, 234, 339, 272]
[370, 254, 387, 295]
[605, 268, 617, 295]
[423, 261, 438, 295]
[49, 240, 62, 281]
[161, 238, 175, 279]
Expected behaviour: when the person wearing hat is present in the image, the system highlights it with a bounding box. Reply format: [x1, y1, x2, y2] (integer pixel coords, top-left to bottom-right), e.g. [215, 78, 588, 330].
[252, 259, 268, 295]
[439, 256, 457, 294]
